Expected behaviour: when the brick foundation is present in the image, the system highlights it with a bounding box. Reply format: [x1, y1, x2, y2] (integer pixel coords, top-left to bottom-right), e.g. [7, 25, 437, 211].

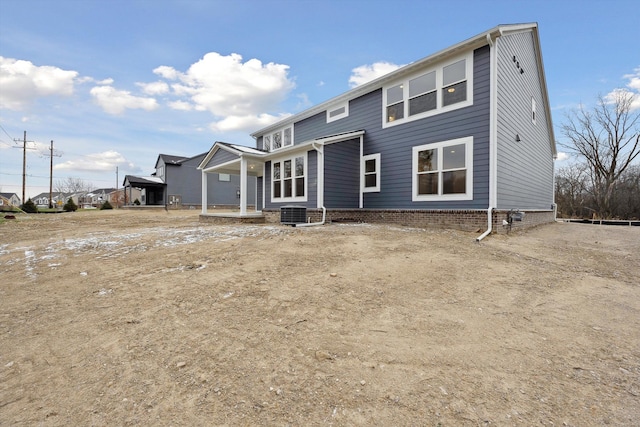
[262, 208, 555, 234]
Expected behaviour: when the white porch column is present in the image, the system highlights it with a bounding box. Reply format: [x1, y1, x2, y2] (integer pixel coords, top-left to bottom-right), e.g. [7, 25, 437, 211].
[240, 157, 248, 215]
[201, 170, 208, 214]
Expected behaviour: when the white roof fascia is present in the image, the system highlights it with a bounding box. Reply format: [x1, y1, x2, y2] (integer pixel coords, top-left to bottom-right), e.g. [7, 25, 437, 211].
[197, 142, 244, 170]
[251, 24, 537, 138]
[529, 25, 557, 157]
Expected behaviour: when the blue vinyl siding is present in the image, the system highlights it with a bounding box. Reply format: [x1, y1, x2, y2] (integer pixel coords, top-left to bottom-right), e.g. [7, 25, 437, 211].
[496, 31, 554, 209]
[291, 46, 491, 210]
[324, 140, 360, 208]
[257, 176, 263, 209]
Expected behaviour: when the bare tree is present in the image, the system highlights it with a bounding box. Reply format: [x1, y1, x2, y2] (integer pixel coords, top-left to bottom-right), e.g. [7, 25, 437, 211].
[555, 163, 589, 218]
[55, 177, 93, 195]
[560, 91, 640, 218]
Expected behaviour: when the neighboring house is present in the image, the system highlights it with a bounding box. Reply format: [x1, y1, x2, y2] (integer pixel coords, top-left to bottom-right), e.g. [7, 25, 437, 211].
[33, 192, 74, 208]
[0, 192, 21, 210]
[124, 152, 256, 208]
[79, 188, 117, 208]
[109, 187, 142, 207]
[199, 23, 557, 234]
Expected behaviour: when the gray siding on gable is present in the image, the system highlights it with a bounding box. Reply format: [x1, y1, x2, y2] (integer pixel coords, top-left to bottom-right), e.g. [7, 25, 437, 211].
[324, 139, 360, 208]
[202, 148, 238, 169]
[496, 31, 554, 210]
[292, 46, 491, 210]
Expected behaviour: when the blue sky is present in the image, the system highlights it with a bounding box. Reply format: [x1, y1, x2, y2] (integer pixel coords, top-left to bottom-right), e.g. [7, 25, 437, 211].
[1, 0, 638, 199]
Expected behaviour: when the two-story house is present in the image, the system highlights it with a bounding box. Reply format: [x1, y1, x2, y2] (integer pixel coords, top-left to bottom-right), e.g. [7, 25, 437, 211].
[198, 23, 556, 236]
[124, 152, 256, 209]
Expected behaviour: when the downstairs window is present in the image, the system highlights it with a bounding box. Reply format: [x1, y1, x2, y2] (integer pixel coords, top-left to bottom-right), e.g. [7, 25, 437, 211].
[412, 137, 473, 201]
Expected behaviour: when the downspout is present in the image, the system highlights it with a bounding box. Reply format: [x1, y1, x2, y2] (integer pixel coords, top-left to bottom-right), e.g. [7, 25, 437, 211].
[296, 142, 326, 227]
[477, 207, 493, 241]
[477, 32, 499, 242]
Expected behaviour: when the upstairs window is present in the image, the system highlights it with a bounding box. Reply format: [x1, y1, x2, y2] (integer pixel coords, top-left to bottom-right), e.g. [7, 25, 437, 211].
[327, 102, 349, 123]
[383, 53, 473, 127]
[263, 126, 293, 152]
[531, 97, 537, 124]
[409, 71, 436, 115]
[442, 59, 467, 107]
[386, 83, 404, 122]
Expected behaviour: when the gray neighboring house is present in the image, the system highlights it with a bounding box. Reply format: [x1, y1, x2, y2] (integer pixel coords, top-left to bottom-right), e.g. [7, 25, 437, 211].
[199, 23, 557, 235]
[32, 192, 74, 208]
[124, 152, 256, 208]
[0, 192, 21, 210]
[79, 188, 117, 208]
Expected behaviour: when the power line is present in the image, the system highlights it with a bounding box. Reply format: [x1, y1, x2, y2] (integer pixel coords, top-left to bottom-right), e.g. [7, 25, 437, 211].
[0, 123, 15, 141]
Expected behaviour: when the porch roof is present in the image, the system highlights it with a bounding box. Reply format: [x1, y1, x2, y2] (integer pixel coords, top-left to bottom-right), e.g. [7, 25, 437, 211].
[199, 131, 365, 175]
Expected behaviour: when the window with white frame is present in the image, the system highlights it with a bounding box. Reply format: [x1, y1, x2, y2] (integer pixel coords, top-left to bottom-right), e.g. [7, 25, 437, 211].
[272, 154, 306, 201]
[263, 126, 293, 152]
[412, 137, 473, 201]
[218, 173, 230, 182]
[384, 53, 473, 127]
[531, 97, 537, 124]
[362, 153, 380, 192]
[327, 102, 349, 123]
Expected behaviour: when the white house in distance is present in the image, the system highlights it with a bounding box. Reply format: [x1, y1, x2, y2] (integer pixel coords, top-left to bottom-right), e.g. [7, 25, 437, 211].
[198, 23, 556, 235]
[0, 192, 21, 210]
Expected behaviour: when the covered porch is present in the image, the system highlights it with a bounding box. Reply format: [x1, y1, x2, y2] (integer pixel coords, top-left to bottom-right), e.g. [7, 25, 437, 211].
[198, 142, 265, 220]
[123, 175, 166, 206]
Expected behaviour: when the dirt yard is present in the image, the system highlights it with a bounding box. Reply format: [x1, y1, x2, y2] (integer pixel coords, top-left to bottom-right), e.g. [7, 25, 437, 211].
[0, 209, 638, 426]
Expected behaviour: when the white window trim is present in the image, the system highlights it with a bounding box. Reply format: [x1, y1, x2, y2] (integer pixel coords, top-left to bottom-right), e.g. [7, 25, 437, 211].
[218, 173, 231, 182]
[531, 97, 537, 125]
[382, 52, 474, 128]
[411, 136, 473, 201]
[362, 153, 381, 193]
[326, 101, 349, 123]
[270, 153, 308, 203]
[263, 125, 294, 152]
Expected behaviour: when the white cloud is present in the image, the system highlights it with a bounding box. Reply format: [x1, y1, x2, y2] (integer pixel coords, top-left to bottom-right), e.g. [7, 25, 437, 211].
[138, 81, 169, 95]
[55, 150, 137, 172]
[167, 100, 194, 111]
[349, 61, 403, 88]
[89, 85, 159, 115]
[604, 67, 640, 111]
[0, 56, 78, 110]
[623, 67, 640, 91]
[153, 65, 179, 80]
[152, 52, 295, 132]
[209, 113, 291, 133]
[556, 152, 570, 161]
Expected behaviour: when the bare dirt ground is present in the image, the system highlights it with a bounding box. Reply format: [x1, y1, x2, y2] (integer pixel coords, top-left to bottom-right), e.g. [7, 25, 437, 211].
[1, 209, 638, 426]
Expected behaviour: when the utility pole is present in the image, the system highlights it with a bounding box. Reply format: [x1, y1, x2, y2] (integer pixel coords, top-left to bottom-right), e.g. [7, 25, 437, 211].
[22, 131, 26, 206]
[13, 131, 35, 205]
[43, 141, 63, 208]
[115, 166, 119, 208]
